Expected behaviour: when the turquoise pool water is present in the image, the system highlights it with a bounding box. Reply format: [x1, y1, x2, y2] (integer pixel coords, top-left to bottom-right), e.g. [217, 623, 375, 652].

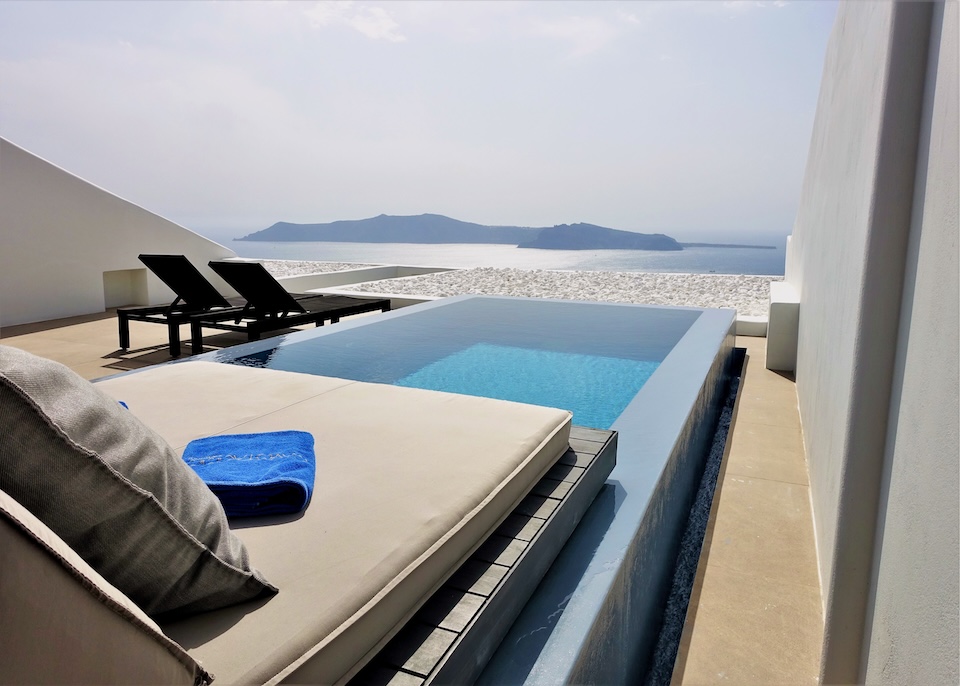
[219, 296, 695, 429]
[396, 343, 659, 429]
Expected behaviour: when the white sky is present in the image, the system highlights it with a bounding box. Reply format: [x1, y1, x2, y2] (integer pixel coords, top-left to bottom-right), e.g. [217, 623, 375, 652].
[0, 1, 837, 242]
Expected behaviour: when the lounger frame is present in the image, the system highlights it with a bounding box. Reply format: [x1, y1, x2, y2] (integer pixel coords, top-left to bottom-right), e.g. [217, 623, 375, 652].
[187, 294, 392, 354]
[118, 255, 243, 357]
[187, 261, 392, 354]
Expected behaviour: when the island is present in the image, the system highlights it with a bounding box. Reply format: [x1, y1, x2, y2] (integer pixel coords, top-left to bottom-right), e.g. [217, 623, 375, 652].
[517, 223, 682, 251]
[239, 214, 539, 245]
[238, 214, 775, 251]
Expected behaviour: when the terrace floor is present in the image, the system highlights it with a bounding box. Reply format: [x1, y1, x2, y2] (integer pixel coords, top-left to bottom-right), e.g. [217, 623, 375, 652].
[0, 308, 380, 379]
[672, 336, 824, 685]
[1, 312, 824, 682]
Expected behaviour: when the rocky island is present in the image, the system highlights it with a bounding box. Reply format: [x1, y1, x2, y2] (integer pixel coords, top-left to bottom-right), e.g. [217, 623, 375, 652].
[517, 223, 682, 251]
[240, 214, 540, 245]
[239, 214, 690, 251]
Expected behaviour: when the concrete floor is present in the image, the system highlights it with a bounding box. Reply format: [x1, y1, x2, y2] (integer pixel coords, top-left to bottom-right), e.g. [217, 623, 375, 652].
[0, 309, 373, 380]
[672, 336, 823, 684]
[1, 310, 214, 379]
[1, 313, 824, 682]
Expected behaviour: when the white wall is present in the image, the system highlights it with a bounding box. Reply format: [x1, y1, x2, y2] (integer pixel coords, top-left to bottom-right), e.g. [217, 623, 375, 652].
[272, 264, 455, 293]
[862, 3, 959, 683]
[0, 138, 237, 328]
[785, 2, 958, 682]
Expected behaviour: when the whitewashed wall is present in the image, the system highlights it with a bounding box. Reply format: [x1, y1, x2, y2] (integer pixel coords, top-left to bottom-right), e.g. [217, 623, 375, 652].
[861, 4, 959, 683]
[0, 138, 237, 328]
[785, 2, 958, 682]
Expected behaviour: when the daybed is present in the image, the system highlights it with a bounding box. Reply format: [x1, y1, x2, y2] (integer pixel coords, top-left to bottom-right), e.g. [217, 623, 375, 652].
[0, 348, 574, 684]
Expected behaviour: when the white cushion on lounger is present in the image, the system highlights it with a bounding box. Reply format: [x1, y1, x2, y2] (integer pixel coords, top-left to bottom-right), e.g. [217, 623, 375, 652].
[97, 362, 572, 685]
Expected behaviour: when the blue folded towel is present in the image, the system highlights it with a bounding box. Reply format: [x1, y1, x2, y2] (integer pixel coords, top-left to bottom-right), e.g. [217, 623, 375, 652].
[182, 431, 316, 517]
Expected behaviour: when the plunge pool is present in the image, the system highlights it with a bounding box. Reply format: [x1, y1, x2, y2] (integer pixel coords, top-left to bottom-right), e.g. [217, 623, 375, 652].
[203, 295, 737, 683]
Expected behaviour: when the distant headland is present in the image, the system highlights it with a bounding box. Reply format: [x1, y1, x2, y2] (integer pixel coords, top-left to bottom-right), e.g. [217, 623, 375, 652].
[237, 214, 774, 251]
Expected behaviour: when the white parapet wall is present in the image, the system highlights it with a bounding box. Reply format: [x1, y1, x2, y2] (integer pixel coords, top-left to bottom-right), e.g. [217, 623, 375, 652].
[0, 138, 238, 328]
[734, 316, 767, 338]
[273, 265, 455, 294]
[216, 259, 455, 310]
[310, 289, 439, 310]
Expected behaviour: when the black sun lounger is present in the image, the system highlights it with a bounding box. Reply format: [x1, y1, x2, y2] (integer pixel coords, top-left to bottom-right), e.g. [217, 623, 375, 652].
[187, 261, 392, 354]
[117, 254, 244, 357]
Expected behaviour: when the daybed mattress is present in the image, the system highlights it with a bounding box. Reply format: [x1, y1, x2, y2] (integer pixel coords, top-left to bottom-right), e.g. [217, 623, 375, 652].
[96, 361, 572, 684]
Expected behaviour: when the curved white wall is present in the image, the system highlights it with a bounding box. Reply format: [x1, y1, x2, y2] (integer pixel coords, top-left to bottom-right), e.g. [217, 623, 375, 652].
[0, 138, 237, 328]
[786, 2, 958, 682]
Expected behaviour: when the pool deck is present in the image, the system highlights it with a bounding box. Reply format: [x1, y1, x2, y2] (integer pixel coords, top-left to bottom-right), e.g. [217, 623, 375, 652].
[1, 312, 824, 682]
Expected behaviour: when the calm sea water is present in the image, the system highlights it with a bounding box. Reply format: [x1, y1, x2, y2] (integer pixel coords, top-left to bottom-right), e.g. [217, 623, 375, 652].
[226, 240, 785, 276]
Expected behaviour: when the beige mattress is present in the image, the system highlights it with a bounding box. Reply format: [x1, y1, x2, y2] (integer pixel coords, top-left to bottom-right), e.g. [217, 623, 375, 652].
[97, 361, 571, 684]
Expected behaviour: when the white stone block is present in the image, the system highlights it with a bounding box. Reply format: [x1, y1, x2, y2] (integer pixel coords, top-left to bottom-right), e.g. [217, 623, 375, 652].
[736, 315, 768, 337]
[766, 281, 800, 371]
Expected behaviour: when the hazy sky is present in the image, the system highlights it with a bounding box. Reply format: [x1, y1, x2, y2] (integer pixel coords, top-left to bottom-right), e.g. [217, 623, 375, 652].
[0, 1, 837, 241]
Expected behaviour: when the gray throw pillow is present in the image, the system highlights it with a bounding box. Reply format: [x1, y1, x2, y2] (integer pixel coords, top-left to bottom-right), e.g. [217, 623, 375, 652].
[0, 345, 276, 619]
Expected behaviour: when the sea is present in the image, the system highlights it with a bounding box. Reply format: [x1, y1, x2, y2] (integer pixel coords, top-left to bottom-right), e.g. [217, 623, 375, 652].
[223, 240, 786, 276]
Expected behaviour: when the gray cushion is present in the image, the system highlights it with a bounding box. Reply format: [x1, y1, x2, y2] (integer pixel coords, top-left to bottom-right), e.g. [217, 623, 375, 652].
[0, 345, 275, 618]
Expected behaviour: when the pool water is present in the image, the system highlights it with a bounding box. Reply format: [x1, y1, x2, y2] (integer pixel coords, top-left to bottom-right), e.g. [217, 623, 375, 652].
[220, 296, 694, 429]
[396, 342, 659, 429]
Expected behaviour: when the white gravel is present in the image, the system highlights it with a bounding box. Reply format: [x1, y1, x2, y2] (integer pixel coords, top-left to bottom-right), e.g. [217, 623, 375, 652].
[260, 259, 378, 276]
[263, 261, 780, 317]
[346, 267, 781, 317]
